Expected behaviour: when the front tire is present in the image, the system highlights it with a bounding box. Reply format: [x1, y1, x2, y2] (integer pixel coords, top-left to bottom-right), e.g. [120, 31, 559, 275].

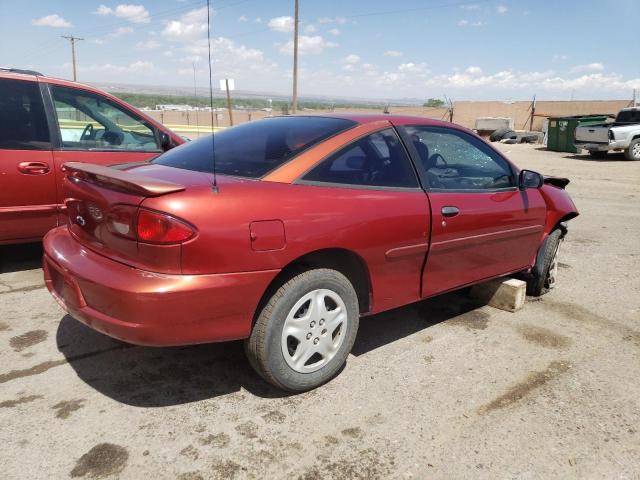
[527, 229, 562, 297]
[245, 269, 359, 392]
[624, 138, 640, 161]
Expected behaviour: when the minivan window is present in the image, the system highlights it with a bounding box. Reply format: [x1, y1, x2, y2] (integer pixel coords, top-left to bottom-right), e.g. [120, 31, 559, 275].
[0, 78, 50, 150]
[153, 116, 356, 178]
[51, 85, 160, 152]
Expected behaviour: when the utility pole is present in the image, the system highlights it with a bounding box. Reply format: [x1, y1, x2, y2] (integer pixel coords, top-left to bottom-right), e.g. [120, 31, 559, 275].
[61, 35, 84, 81]
[291, 0, 299, 114]
[529, 94, 537, 131]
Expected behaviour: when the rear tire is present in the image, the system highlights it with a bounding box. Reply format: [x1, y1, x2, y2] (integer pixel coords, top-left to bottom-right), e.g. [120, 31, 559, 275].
[588, 150, 608, 159]
[624, 138, 640, 161]
[527, 229, 562, 297]
[245, 268, 359, 392]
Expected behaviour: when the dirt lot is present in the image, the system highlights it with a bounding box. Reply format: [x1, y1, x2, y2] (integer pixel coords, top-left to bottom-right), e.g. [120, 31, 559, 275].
[1, 144, 639, 479]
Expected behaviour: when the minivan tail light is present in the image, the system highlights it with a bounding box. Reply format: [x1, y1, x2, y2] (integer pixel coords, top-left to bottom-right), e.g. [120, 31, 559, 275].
[136, 208, 195, 244]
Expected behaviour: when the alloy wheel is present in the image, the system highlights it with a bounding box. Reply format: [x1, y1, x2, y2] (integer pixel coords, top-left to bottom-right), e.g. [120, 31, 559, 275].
[281, 288, 347, 373]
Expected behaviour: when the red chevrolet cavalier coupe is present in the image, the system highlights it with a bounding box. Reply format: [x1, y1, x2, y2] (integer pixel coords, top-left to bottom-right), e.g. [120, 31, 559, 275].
[43, 114, 578, 391]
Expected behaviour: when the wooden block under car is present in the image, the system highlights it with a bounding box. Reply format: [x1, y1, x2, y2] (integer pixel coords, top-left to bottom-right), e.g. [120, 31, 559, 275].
[469, 278, 526, 312]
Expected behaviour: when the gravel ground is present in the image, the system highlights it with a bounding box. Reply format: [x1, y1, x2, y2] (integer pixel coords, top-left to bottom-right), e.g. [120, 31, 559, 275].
[1, 144, 639, 480]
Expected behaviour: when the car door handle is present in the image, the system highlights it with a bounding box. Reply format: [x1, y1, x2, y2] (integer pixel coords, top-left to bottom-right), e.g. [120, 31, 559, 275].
[18, 161, 50, 175]
[441, 206, 460, 217]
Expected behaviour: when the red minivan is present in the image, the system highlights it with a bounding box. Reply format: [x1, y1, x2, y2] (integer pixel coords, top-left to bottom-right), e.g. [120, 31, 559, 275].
[0, 68, 184, 245]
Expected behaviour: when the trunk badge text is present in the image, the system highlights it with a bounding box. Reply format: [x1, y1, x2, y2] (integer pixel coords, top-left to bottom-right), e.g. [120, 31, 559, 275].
[87, 203, 104, 222]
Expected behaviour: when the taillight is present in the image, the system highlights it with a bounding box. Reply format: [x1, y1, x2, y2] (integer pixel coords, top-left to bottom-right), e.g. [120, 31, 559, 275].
[136, 208, 195, 244]
[106, 205, 195, 244]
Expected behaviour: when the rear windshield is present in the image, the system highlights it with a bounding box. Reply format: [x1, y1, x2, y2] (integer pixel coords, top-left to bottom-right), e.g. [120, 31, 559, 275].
[153, 116, 356, 178]
[616, 110, 640, 124]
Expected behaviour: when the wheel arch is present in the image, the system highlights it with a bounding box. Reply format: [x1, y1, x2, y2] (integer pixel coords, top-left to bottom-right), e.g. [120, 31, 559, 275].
[251, 248, 372, 327]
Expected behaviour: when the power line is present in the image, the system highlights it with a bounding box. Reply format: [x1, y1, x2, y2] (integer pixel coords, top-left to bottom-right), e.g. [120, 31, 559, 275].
[61, 35, 84, 81]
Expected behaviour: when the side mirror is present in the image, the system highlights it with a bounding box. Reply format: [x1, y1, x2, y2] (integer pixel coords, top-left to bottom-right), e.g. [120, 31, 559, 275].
[519, 169, 543, 190]
[159, 132, 174, 151]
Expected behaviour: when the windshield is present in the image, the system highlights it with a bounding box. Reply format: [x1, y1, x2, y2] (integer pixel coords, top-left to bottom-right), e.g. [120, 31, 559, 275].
[152, 116, 356, 178]
[616, 110, 640, 124]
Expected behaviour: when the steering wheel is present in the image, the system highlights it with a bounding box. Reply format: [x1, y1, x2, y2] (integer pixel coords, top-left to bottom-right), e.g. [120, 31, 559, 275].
[102, 130, 124, 146]
[80, 123, 94, 141]
[429, 153, 448, 167]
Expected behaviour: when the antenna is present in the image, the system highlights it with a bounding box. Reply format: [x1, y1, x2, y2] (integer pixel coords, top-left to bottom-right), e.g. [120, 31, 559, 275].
[206, 0, 218, 193]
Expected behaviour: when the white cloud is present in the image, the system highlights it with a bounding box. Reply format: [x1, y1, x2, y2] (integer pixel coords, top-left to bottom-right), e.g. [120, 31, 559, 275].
[418, 67, 640, 96]
[95, 4, 150, 23]
[398, 62, 429, 74]
[255, 17, 262, 23]
[460, 4, 480, 10]
[238, 15, 248, 22]
[318, 17, 347, 24]
[465, 65, 482, 75]
[109, 26, 133, 37]
[497, 5, 508, 14]
[458, 19, 484, 27]
[384, 50, 403, 57]
[75, 60, 154, 74]
[343, 54, 360, 64]
[552, 54, 568, 62]
[328, 28, 340, 36]
[304, 24, 317, 33]
[163, 7, 209, 42]
[32, 14, 71, 28]
[135, 39, 160, 50]
[279, 35, 338, 55]
[571, 62, 604, 73]
[268, 16, 294, 33]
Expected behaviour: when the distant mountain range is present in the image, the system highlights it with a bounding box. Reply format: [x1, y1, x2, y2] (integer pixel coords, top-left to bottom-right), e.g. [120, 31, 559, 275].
[92, 81, 424, 107]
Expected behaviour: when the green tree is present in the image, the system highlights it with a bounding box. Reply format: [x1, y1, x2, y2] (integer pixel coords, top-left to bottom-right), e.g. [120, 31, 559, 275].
[424, 98, 445, 108]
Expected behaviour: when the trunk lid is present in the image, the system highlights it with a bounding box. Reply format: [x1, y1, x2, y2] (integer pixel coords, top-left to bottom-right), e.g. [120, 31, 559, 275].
[63, 162, 213, 274]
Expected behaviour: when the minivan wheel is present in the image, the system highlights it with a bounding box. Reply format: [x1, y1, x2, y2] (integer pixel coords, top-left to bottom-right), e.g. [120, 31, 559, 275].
[245, 268, 359, 392]
[527, 229, 562, 297]
[624, 138, 640, 161]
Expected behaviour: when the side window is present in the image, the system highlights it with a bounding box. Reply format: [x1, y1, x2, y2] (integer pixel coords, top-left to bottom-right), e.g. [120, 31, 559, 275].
[50, 86, 160, 152]
[302, 129, 418, 189]
[0, 78, 51, 150]
[404, 126, 515, 191]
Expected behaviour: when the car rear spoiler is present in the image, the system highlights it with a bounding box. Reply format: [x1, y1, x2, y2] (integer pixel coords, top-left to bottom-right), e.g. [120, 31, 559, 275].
[64, 162, 185, 197]
[543, 176, 570, 189]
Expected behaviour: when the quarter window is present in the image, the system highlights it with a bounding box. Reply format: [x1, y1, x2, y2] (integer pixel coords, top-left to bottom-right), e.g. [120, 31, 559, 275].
[0, 79, 50, 150]
[403, 126, 515, 191]
[50, 86, 160, 152]
[302, 129, 418, 189]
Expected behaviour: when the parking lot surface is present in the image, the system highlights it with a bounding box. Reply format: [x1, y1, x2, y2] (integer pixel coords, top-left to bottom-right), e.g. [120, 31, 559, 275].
[1, 144, 639, 479]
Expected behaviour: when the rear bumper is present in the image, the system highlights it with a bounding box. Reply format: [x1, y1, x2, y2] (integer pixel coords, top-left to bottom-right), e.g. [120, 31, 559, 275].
[43, 227, 278, 346]
[575, 140, 627, 151]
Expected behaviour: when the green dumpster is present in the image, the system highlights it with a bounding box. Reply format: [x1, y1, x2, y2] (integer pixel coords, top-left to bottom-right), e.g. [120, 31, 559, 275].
[547, 114, 609, 153]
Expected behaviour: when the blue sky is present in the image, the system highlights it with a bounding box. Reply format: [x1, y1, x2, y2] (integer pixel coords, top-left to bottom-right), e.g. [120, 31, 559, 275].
[1, 0, 639, 101]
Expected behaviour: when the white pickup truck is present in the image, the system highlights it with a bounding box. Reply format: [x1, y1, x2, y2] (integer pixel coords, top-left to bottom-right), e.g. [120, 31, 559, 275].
[574, 107, 640, 160]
